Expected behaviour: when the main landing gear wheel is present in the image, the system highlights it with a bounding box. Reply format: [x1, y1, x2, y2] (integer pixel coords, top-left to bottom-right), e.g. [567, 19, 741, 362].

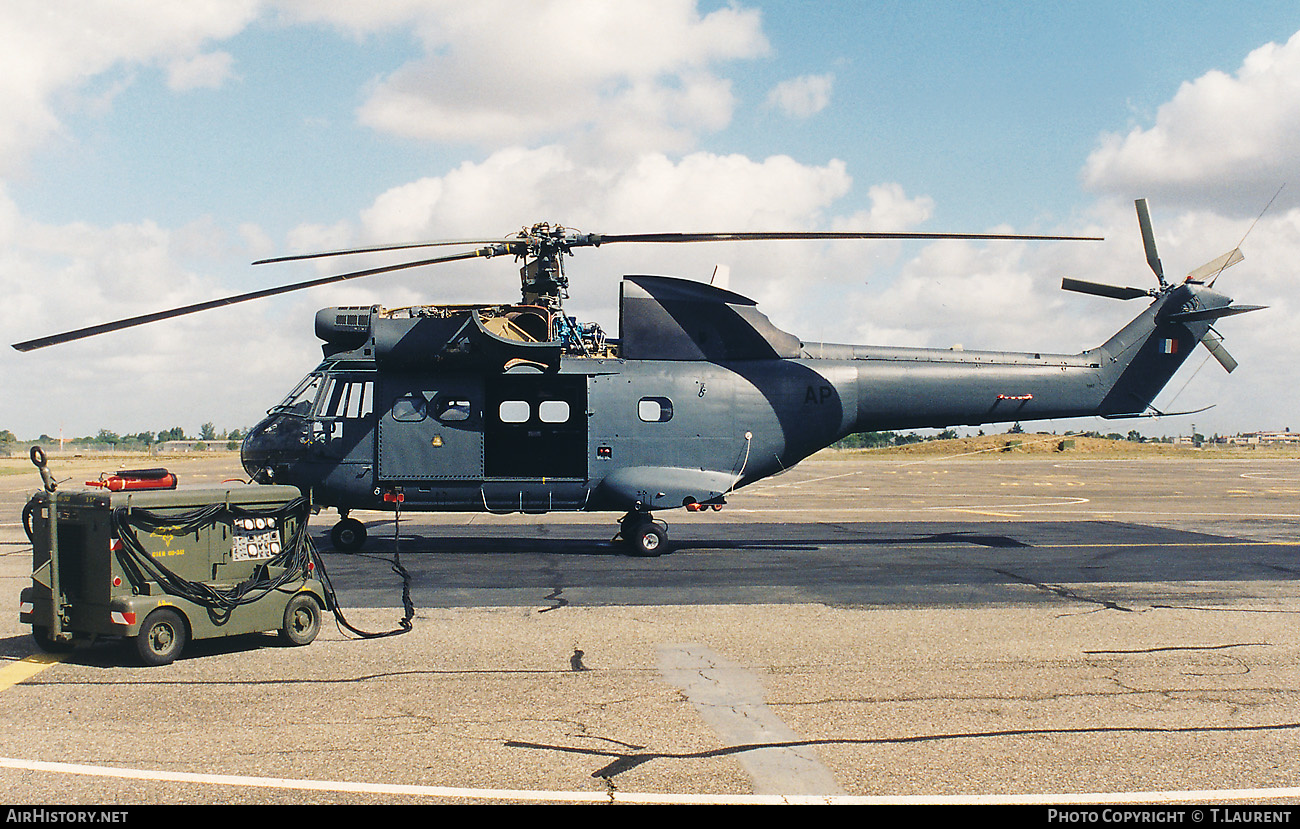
[330, 517, 367, 552]
[620, 513, 668, 557]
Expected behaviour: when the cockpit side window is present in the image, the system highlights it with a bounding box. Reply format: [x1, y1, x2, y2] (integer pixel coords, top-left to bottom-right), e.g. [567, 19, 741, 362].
[319, 378, 374, 419]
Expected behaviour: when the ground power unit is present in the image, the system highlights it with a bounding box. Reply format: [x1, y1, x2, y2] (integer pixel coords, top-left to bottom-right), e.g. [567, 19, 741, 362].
[20, 454, 328, 666]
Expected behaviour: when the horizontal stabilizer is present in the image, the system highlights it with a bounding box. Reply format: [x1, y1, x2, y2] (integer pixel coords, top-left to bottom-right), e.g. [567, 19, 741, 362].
[1101, 404, 1214, 420]
[1166, 304, 1266, 323]
[1061, 278, 1150, 300]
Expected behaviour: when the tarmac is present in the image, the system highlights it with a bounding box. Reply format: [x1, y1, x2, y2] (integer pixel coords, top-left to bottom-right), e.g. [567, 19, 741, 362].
[1, 448, 1298, 805]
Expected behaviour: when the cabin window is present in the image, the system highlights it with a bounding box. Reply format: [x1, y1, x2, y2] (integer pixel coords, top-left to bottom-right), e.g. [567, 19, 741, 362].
[391, 393, 426, 422]
[638, 396, 673, 423]
[499, 400, 530, 423]
[538, 400, 570, 423]
[437, 398, 473, 422]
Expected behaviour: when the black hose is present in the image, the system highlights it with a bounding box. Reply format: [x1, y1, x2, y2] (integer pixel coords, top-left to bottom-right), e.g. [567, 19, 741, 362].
[110, 494, 413, 639]
[312, 504, 413, 640]
[110, 497, 314, 611]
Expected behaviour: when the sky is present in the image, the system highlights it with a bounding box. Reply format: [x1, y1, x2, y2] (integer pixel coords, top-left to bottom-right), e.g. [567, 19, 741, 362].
[3, 0, 1300, 442]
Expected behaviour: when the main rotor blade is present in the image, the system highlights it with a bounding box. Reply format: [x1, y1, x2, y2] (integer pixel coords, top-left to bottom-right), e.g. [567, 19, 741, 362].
[1135, 198, 1165, 285]
[257, 229, 1104, 264]
[1061, 277, 1150, 300]
[11, 245, 506, 352]
[590, 230, 1103, 245]
[253, 238, 522, 265]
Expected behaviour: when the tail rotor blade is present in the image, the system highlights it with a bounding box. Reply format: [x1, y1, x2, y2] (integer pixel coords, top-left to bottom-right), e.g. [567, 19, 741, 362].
[1200, 329, 1238, 373]
[1061, 277, 1150, 300]
[1135, 198, 1166, 286]
[1185, 248, 1244, 287]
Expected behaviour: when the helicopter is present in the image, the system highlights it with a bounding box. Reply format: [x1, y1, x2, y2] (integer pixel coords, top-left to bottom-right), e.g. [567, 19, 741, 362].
[13, 199, 1261, 556]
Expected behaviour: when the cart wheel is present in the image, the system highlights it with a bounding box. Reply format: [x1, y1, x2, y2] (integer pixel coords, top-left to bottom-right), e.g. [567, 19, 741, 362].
[31, 626, 74, 653]
[135, 608, 187, 666]
[279, 594, 321, 646]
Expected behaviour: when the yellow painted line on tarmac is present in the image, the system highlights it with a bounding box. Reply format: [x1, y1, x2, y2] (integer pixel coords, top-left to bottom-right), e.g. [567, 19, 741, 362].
[948, 509, 1023, 518]
[0, 653, 65, 692]
[1075, 542, 1293, 548]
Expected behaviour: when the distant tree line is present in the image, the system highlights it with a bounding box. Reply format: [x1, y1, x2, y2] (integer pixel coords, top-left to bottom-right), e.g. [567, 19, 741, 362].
[1, 422, 249, 451]
[832, 425, 1188, 450]
[834, 428, 961, 449]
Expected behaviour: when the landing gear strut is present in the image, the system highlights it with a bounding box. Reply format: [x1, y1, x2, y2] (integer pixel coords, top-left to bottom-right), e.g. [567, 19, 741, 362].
[618, 512, 667, 557]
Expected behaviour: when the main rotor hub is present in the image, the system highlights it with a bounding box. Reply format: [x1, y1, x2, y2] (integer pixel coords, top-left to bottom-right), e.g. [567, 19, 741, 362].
[513, 222, 584, 308]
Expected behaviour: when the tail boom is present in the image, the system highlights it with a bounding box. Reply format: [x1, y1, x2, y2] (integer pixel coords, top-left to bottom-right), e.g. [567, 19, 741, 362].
[804, 283, 1245, 436]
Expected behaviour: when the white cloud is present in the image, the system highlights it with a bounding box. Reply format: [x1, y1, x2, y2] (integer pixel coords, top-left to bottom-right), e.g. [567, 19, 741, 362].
[166, 50, 237, 91]
[764, 73, 833, 118]
[1084, 29, 1300, 214]
[0, 0, 260, 173]
[340, 0, 769, 155]
[352, 146, 856, 242]
[0, 182, 312, 439]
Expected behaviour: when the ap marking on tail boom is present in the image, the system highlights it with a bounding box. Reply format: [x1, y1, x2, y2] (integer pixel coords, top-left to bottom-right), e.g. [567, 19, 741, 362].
[13, 199, 1262, 555]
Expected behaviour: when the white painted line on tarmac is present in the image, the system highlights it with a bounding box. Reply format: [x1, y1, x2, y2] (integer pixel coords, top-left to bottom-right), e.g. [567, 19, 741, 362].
[2, 756, 1299, 805]
[658, 643, 846, 797]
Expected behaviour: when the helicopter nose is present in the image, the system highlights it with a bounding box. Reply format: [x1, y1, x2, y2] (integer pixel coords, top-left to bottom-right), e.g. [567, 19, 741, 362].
[241, 414, 307, 484]
[240, 421, 275, 483]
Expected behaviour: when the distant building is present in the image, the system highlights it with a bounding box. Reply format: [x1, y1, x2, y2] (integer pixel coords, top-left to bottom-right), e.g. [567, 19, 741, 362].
[1230, 430, 1300, 446]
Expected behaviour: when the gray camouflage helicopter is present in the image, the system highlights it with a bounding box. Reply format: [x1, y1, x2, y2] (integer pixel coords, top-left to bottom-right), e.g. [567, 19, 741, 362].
[13, 199, 1260, 555]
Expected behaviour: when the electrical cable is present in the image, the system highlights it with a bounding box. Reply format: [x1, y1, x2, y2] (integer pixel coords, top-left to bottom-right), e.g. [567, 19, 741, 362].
[312, 504, 414, 640]
[111, 494, 414, 639]
[110, 497, 314, 612]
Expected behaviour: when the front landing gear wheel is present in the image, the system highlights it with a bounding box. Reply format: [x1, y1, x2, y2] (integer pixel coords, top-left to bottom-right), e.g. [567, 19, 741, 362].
[330, 517, 367, 552]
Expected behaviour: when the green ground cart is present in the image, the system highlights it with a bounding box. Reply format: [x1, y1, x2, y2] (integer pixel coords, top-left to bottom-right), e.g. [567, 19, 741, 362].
[19, 458, 328, 666]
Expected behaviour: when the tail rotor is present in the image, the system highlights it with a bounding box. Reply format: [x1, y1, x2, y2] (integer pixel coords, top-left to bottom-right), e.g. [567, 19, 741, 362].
[1061, 198, 1263, 373]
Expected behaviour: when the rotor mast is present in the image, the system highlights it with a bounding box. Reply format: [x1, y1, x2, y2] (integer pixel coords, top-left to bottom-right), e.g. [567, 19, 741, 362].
[516, 223, 574, 308]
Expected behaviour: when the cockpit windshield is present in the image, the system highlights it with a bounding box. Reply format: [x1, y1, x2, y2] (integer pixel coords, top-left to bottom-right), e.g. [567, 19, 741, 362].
[270, 372, 324, 417]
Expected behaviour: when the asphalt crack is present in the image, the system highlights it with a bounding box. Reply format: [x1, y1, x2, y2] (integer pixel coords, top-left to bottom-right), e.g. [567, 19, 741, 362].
[993, 567, 1135, 611]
